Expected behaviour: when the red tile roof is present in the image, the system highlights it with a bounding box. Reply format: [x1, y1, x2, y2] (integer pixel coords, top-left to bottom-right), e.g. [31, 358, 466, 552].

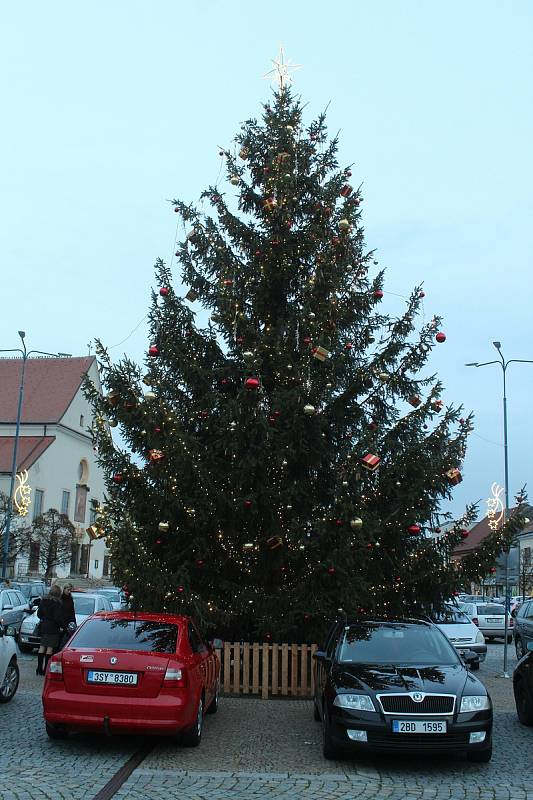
[453, 505, 533, 557]
[0, 356, 94, 424]
[0, 436, 55, 473]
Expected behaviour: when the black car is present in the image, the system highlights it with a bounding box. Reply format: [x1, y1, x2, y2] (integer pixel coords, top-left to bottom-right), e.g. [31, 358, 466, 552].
[513, 599, 533, 660]
[313, 618, 492, 762]
[513, 640, 533, 725]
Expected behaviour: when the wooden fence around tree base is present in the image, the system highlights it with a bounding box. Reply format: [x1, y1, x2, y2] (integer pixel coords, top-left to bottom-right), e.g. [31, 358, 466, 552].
[214, 642, 318, 699]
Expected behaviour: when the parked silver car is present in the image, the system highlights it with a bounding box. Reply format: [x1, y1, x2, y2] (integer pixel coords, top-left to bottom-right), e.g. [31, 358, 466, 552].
[0, 589, 32, 636]
[18, 592, 113, 653]
[459, 602, 513, 643]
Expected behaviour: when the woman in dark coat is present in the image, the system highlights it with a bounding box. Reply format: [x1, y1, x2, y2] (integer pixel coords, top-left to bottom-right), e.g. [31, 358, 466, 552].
[36, 584, 63, 675]
[59, 584, 76, 648]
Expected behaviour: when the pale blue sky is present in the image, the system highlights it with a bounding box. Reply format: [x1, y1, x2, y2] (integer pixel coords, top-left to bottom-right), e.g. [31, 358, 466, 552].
[1, 1, 532, 518]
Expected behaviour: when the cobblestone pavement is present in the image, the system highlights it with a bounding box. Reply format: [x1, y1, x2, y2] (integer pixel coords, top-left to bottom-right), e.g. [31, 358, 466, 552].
[3, 643, 531, 800]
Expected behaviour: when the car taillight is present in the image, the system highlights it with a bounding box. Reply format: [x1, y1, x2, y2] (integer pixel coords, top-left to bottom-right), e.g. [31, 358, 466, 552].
[48, 658, 63, 681]
[163, 666, 187, 687]
[472, 617, 479, 626]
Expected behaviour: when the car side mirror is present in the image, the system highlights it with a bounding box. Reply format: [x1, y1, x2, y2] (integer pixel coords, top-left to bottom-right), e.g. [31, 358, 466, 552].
[32, 597, 41, 606]
[210, 638, 223, 649]
[527, 642, 533, 653]
[313, 650, 326, 660]
[2, 604, 12, 611]
[462, 650, 478, 668]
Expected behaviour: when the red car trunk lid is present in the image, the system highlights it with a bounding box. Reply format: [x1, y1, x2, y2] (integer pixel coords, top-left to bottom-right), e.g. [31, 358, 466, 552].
[61, 649, 171, 697]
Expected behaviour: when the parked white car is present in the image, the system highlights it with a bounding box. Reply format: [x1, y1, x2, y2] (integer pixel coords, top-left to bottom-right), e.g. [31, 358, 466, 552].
[459, 602, 513, 643]
[0, 621, 19, 702]
[92, 588, 124, 611]
[431, 606, 486, 670]
[18, 592, 113, 653]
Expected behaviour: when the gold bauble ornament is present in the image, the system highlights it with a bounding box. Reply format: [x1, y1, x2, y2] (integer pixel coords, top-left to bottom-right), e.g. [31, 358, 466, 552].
[303, 404, 316, 415]
[230, 175, 240, 186]
[338, 219, 350, 231]
[309, 312, 316, 320]
[378, 372, 389, 382]
[342, 481, 348, 487]
[144, 391, 156, 401]
[350, 518, 363, 529]
[286, 125, 294, 133]
[108, 420, 118, 428]
[243, 542, 254, 551]
[326, 383, 333, 388]
[158, 521, 170, 533]
[142, 374, 152, 386]
[243, 351, 254, 362]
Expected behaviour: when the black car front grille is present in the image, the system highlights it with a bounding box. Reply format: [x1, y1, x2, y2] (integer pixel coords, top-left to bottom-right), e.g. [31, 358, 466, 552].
[368, 731, 468, 751]
[378, 694, 455, 715]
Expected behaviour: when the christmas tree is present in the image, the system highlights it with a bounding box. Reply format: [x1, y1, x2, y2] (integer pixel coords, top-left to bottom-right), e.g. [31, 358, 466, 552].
[86, 84, 526, 642]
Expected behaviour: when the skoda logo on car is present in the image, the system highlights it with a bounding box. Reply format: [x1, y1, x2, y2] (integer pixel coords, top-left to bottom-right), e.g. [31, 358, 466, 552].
[110, 657, 118, 665]
[411, 692, 424, 702]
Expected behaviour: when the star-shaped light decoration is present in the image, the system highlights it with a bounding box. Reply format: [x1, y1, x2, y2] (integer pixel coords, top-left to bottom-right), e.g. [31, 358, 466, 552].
[263, 47, 302, 90]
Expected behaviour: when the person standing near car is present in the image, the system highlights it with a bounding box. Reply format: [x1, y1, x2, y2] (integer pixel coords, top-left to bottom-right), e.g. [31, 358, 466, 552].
[59, 584, 76, 649]
[36, 584, 63, 675]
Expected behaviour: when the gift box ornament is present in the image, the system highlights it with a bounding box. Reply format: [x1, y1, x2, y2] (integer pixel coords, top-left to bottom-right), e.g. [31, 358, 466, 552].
[87, 524, 105, 541]
[431, 400, 443, 412]
[313, 345, 330, 362]
[446, 468, 462, 486]
[361, 453, 381, 472]
[408, 394, 422, 408]
[266, 536, 283, 550]
[148, 449, 166, 463]
[263, 197, 278, 212]
[185, 289, 198, 302]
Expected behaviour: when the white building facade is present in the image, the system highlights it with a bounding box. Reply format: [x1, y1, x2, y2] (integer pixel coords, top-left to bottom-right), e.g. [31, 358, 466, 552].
[0, 356, 110, 580]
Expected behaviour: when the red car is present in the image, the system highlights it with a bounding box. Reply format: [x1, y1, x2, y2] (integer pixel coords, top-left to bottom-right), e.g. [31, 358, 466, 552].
[42, 611, 219, 745]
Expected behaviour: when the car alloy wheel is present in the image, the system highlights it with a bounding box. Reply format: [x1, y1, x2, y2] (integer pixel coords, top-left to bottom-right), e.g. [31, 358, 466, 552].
[515, 638, 525, 660]
[0, 661, 19, 703]
[181, 697, 203, 747]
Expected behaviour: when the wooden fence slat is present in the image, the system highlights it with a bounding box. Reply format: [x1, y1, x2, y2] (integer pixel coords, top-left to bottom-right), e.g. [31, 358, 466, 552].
[281, 643, 289, 695]
[271, 643, 278, 695]
[242, 642, 250, 694]
[290, 644, 298, 696]
[223, 643, 231, 694]
[252, 643, 260, 694]
[232, 643, 241, 694]
[300, 644, 308, 697]
[310, 644, 317, 695]
[261, 643, 269, 699]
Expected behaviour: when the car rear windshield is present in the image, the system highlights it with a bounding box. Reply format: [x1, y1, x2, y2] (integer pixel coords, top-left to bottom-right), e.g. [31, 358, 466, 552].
[70, 618, 179, 653]
[73, 596, 96, 616]
[339, 623, 459, 665]
[431, 608, 470, 624]
[477, 605, 505, 615]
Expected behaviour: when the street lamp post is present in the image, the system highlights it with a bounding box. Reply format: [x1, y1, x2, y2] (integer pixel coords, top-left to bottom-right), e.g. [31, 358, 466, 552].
[0, 334, 70, 579]
[466, 342, 533, 678]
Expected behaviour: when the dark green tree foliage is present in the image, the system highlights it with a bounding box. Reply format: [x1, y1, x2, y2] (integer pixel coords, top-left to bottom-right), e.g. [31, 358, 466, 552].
[85, 89, 525, 641]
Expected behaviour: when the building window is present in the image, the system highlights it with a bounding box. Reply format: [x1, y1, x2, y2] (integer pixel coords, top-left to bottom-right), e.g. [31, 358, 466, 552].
[61, 490, 70, 516]
[74, 485, 88, 523]
[94, 560, 99, 570]
[89, 499, 99, 525]
[80, 414, 85, 428]
[33, 489, 44, 520]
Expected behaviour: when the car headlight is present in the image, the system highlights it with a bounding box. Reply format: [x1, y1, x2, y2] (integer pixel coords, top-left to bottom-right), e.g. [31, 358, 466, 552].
[460, 695, 491, 712]
[475, 630, 485, 643]
[20, 617, 38, 633]
[333, 694, 376, 712]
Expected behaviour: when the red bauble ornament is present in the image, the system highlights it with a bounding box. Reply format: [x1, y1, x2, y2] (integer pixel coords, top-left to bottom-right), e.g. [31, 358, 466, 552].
[374, 289, 384, 299]
[112, 473, 123, 484]
[159, 287, 169, 297]
[346, 170, 352, 177]
[490, 566, 497, 574]
[155, 538, 162, 545]
[274, 410, 281, 417]
[366, 543, 373, 549]
[336, 519, 343, 526]
[407, 524, 421, 535]
[265, 632, 272, 640]
[173, 206, 179, 213]
[344, 342, 353, 351]
[177, 585, 185, 593]
[435, 527, 442, 533]
[236, 336, 244, 344]
[185, 330, 193, 337]
[148, 345, 159, 357]
[327, 566, 336, 575]
[196, 559, 205, 567]
[419, 291, 425, 298]
[303, 336, 312, 345]
[154, 426, 161, 434]
[303, 614, 310, 621]
[244, 500, 252, 508]
[255, 250, 262, 257]
[245, 377, 260, 390]
[460, 530, 469, 539]
[200, 410, 209, 418]
[436, 332, 446, 343]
